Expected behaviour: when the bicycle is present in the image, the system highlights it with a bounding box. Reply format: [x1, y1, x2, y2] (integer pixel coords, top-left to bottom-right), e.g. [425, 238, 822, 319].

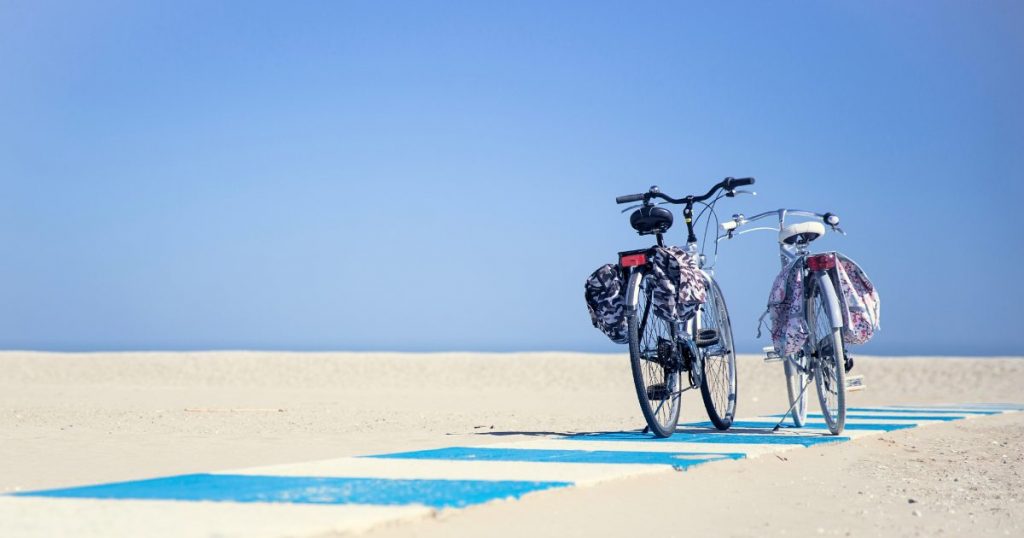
[612, 177, 754, 437]
[719, 209, 849, 434]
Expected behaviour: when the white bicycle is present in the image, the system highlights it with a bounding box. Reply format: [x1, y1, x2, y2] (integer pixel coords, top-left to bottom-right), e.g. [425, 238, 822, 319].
[720, 209, 849, 435]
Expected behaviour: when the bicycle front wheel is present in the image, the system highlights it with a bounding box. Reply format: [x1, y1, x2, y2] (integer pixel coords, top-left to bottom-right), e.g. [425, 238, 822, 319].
[807, 274, 846, 435]
[697, 276, 737, 430]
[627, 270, 682, 438]
[784, 353, 809, 427]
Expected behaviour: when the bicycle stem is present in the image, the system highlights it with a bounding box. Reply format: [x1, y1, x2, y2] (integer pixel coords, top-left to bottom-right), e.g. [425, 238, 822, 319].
[683, 201, 698, 245]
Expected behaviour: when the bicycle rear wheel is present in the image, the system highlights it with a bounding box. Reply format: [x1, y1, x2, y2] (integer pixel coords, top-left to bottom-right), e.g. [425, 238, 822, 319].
[784, 353, 809, 427]
[627, 270, 681, 438]
[807, 275, 846, 435]
[697, 276, 737, 430]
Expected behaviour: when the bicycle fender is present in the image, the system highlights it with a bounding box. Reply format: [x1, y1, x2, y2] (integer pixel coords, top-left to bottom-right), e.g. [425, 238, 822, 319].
[625, 269, 644, 312]
[814, 272, 844, 330]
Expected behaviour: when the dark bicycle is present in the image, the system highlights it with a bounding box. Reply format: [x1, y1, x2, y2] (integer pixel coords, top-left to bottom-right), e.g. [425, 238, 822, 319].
[613, 177, 754, 437]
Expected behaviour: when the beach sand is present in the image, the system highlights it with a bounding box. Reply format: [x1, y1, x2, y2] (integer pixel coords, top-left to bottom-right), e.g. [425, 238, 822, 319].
[2, 351, 1022, 536]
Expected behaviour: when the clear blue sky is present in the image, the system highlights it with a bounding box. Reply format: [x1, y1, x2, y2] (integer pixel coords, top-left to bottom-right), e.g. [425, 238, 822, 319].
[1, 1, 1021, 354]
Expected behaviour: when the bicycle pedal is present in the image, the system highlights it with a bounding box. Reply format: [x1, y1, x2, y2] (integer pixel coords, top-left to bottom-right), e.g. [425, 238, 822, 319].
[646, 383, 669, 400]
[763, 345, 783, 363]
[845, 375, 866, 392]
[695, 329, 719, 348]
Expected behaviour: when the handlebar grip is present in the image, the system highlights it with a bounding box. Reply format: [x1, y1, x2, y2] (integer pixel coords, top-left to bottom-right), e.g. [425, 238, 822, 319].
[616, 193, 644, 204]
[727, 177, 755, 188]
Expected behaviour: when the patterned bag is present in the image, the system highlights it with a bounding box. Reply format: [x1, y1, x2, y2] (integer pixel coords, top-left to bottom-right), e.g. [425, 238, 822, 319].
[765, 253, 880, 355]
[766, 259, 809, 357]
[585, 264, 629, 343]
[833, 253, 880, 345]
[649, 246, 706, 323]
[584, 247, 706, 344]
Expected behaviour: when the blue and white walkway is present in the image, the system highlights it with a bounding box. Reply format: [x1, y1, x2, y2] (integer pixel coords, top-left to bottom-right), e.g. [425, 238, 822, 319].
[1, 404, 1019, 537]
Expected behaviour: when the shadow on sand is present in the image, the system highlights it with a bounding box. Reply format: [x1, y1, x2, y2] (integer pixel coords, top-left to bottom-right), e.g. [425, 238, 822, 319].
[461, 425, 839, 440]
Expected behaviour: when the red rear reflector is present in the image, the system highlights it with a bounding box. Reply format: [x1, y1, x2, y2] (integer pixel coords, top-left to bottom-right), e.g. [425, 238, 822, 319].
[620, 253, 647, 267]
[807, 253, 836, 271]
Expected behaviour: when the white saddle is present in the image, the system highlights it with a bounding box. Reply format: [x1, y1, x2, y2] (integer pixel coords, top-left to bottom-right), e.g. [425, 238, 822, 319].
[779, 221, 826, 245]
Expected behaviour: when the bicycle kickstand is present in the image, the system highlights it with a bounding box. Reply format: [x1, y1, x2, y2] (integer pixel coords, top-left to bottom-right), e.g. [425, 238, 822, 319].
[771, 375, 814, 432]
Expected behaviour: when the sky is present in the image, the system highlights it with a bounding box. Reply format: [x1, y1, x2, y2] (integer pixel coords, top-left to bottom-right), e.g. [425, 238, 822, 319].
[1, 1, 1022, 355]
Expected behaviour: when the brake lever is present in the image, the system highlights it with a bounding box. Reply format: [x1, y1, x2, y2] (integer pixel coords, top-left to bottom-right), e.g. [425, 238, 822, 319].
[734, 190, 756, 196]
[831, 226, 847, 236]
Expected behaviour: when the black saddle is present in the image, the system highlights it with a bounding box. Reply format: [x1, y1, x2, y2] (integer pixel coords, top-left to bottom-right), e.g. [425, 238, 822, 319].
[630, 206, 673, 235]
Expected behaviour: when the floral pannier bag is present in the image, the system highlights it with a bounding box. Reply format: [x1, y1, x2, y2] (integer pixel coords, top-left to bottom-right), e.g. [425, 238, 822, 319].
[585, 247, 706, 344]
[765, 252, 879, 356]
[832, 253, 881, 345]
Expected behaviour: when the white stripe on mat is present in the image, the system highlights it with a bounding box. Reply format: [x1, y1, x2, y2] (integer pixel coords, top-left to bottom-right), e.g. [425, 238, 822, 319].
[0, 496, 429, 538]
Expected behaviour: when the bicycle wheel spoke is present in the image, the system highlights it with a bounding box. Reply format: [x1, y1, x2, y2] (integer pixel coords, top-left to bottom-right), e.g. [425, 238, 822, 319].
[808, 277, 846, 434]
[629, 274, 680, 437]
[697, 278, 737, 430]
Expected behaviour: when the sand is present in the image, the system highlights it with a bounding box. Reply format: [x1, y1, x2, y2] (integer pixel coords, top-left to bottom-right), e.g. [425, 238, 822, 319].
[2, 351, 1022, 536]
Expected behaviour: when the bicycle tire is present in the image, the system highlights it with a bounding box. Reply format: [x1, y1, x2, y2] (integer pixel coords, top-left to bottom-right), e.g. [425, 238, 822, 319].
[627, 269, 681, 438]
[697, 276, 737, 430]
[784, 353, 809, 427]
[807, 274, 846, 435]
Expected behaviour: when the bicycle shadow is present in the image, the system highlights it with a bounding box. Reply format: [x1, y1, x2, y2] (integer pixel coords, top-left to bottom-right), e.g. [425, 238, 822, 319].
[464, 425, 839, 440]
[460, 430, 600, 438]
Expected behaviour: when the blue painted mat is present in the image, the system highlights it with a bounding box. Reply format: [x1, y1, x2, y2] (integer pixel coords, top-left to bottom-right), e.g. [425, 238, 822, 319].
[568, 431, 850, 446]
[369, 447, 743, 467]
[14, 473, 570, 509]
[767, 414, 965, 421]
[688, 421, 917, 432]
[6, 402, 1018, 535]
[846, 407, 1002, 415]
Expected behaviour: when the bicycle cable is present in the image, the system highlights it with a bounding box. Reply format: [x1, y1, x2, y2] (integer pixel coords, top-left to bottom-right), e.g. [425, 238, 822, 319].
[694, 193, 725, 266]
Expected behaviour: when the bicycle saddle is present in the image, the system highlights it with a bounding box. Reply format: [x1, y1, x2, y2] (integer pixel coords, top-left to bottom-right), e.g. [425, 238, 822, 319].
[630, 206, 674, 235]
[779, 221, 825, 245]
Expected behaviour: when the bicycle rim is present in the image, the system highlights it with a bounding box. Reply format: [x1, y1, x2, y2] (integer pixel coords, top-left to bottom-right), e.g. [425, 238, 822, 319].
[628, 271, 681, 438]
[784, 354, 808, 427]
[808, 277, 846, 435]
[698, 277, 737, 429]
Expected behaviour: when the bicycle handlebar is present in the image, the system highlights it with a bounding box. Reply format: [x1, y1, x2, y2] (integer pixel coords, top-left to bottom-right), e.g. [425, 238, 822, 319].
[615, 177, 755, 205]
[720, 208, 844, 235]
[615, 193, 645, 204]
[724, 177, 755, 189]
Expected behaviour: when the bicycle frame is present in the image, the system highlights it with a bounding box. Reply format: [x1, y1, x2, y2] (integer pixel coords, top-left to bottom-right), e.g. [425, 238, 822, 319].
[619, 185, 746, 388]
[613, 179, 751, 436]
[622, 198, 727, 383]
[622, 248, 704, 389]
[719, 208, 834, 265]
[719, 208, 847, 366]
